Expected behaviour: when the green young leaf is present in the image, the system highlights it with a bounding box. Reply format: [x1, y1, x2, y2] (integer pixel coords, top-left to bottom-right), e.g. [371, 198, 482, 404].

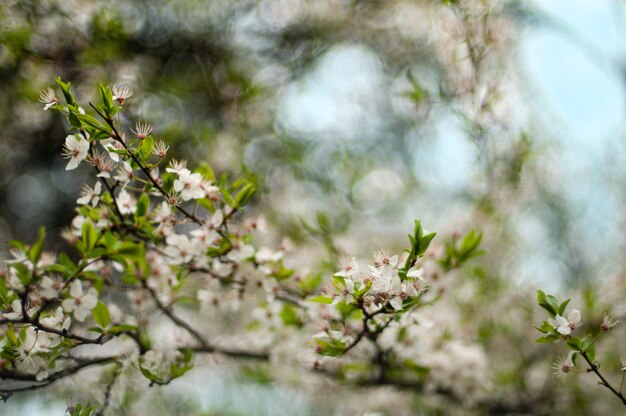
[139, 366, 159, 383]
[76, 113, 111, 134]
[98, 83, 115, 115]
[87, 326, 106, 334]
[92, 301, 111, 328]
[135, 193, 150, 219]
[413, 220, 424, 241]
[81, 221, 99, 256]
[271, 264, 295, 281]
[315, 339, 346, 357]
[56, 77, 77, 106]
[299, 273, 323, 295]
[116, 242, 144, 259]
[565, 336, 583, 352]
[459, 229, 482, 254]
[308, 295, 333, 304]
[108, 324, 139, 335]
[417, 232, 436, 256]
[535, 334, 561, 343]
[139, 135, 155, 161]
[57, 253, 78, 276]
[27, 226, 46, 265]
[403, 359, 431, 376]
[557, 299, 571, 316]
[533, 320, 554, 334]
[14, 263, 32, 286]
[581, 336, 598, 355]
[536, 290, 557, 317]
[197, 163, 216, 183]
[353, 280, 372, 297]
[279, 304, 302, 327]
[233, 183, 256, 208]
[585, 342, 596, 362]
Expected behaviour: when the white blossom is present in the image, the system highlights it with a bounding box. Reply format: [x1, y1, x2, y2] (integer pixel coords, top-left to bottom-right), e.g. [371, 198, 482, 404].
[163, 234, 202, 264]
[424, 341, 489, 400]
[166, 159, 187, 174]
[100, 138, 123, 162]
[141, 349, 183, 377]
[2, 299, 25, 320]
[549, 309, 582, 336]
[211, 259, 233, 277]
[552, 351, 576, 376]
[77, 182, 102, 206]
[335, 257, 359, 278]
[227, 242, 254, 262]
[131, 122, 152, 140]
[62, 134, 90, 170]
[39, 88, 59, 110]
[173, 169, 204, 201]
[112, 85, 134, 105]
[152, 140, 169, 158]
[117, 190, 137, 215]
[40, 276, 64, 299]
[114, 161, 134, 184]
[406, 266, 424, 280]
[62, 280, 98, 322]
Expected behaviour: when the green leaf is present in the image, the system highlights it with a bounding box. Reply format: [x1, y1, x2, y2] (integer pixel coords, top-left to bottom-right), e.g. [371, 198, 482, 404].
[279, 304, 301, 327]
[585, 343, 596, 362]
[299, 273, 322, 295]
[557, 299, 571, 316]
[139, 135, 154, 161]
[139, 366, 159, 383]
[566, 336, 583, 351]
[413, 220, 424, 241]
[8, 240, 26, 252]
[533, 321, 554, 334]
[14, 263, 32, 286]
[116, 242, 144, 259]
[221, 189, 234, 207]
[197, 163, 216, 182]
[98, 83, 115, 115]
[535, 334, 561, 343]
[536, 290, 557, 317]
[87, 326, 105, 334]
[308, 295, 333, 304]
[417, 232, 436, 256]
[460, 229, 479, 251]
[27, 227, 46, 265]
[58, 253, 77, 276]
[354, 280, 372, 297]
[76, 113, 111, 134]
[92, 301, 111, 328]
[81, 221, 98, 255]
[56, 77, 76, 106]
[121, 273, 138, 285]
[581, 336, 593, 350]
[315, 339, 345, 357]
[403, 359, 431, 376]
[108, 324, 139, 335]
[233, 183, 256, 208]
[135, 193, 150, 219]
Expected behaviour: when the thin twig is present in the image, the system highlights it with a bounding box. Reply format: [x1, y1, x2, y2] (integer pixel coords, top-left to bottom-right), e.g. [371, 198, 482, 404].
[580, 351, 626, 406]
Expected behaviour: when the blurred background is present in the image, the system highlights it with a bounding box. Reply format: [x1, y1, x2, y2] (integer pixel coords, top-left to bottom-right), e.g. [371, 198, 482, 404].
[1, 0, 625, 414]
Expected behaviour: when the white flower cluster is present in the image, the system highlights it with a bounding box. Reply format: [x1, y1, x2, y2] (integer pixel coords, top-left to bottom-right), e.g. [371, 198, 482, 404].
[548, 309, 582, 336]
[425, 340, 489, 400]
[329, 251, 425, 312]
[140, 348, 184, 379]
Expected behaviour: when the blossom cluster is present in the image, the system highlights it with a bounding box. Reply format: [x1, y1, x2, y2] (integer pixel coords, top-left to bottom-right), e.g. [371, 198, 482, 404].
[0, 80, 490, 413]
[535, 290, 625, 405]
